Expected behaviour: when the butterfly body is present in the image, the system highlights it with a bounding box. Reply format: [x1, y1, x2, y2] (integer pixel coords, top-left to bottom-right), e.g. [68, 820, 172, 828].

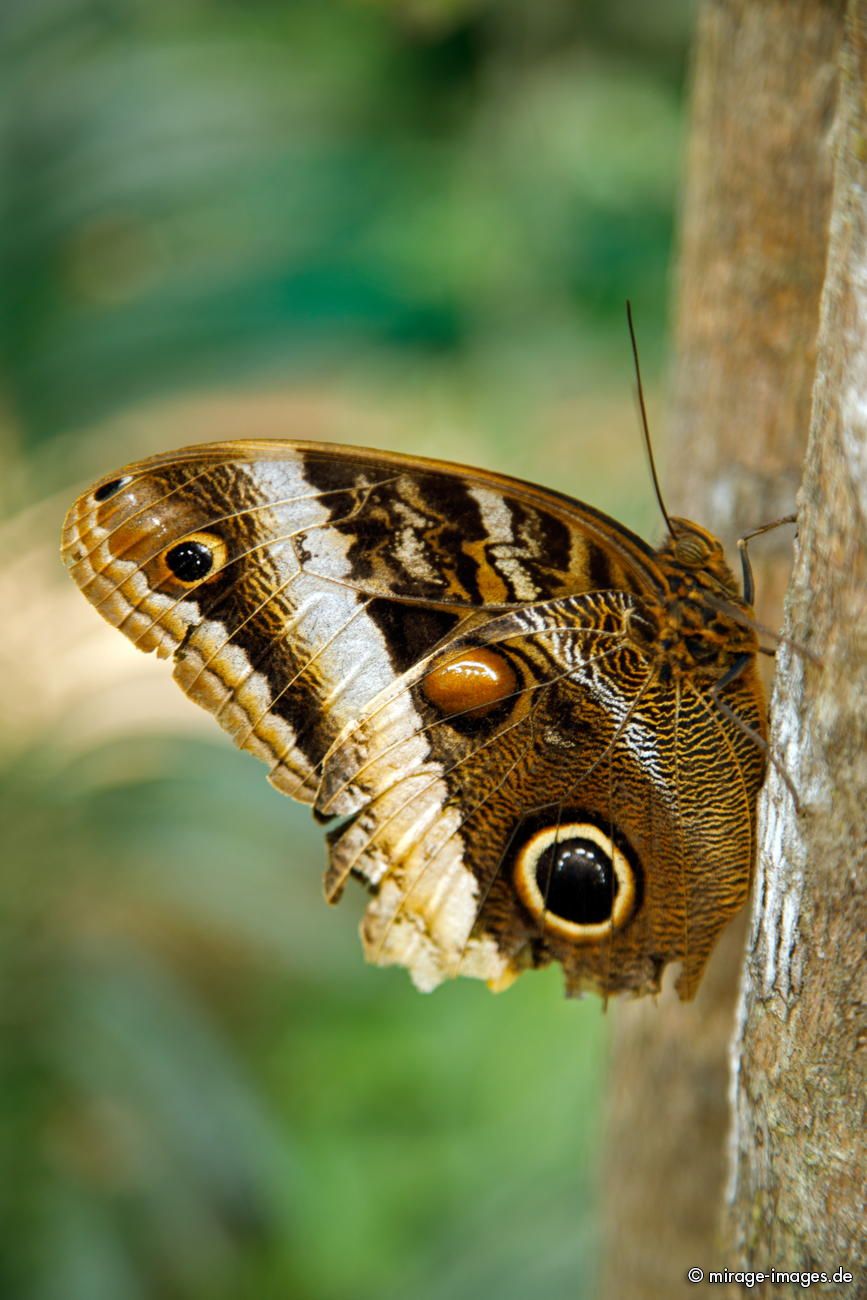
[62, 441, 766, 1000]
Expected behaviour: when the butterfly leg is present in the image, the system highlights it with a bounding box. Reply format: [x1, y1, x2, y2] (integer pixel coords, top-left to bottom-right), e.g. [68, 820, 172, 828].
[736, 513, 797, 603]
[710, 659, 801, 812]
[736, 515, 822, 670]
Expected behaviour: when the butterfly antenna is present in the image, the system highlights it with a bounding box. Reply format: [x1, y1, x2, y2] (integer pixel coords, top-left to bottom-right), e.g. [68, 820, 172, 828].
[626, 300, 675, 537]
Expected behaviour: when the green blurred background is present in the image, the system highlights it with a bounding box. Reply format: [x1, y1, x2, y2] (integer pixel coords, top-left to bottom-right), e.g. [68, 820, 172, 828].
[1, 2, 695, 1297]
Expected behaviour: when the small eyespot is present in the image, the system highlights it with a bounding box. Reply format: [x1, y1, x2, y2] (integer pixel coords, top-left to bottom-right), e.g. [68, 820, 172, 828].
[422, 646, 518, 720]
[161, 532, 227, 586]
[93, 476, 131, 502]
[513, 821, 637, 940]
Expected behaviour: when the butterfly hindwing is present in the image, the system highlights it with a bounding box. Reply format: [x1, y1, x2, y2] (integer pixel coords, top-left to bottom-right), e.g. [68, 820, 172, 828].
[319, 591, 765, 997]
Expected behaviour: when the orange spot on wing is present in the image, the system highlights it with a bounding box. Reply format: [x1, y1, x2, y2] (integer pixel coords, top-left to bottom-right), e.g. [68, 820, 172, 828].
[422, 647, 518, 718]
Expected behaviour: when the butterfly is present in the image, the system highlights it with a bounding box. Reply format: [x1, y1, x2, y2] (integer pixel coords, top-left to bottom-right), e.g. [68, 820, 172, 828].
[61, 436, 767, 1000]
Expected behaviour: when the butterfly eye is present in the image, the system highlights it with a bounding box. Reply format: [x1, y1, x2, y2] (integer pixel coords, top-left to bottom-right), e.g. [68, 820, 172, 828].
[422, 646, 518, 720]
[93, 475, 132, 502]
[513, 821, 637, 939]
[673, 532, 712, 565]
[161, 532, 227, 586]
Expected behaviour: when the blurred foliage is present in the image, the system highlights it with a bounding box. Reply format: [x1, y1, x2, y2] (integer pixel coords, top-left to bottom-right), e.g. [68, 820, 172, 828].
[1, 0, 688, 457]
[0, 738, 606, 1300]
[0, 1, 694, 1297]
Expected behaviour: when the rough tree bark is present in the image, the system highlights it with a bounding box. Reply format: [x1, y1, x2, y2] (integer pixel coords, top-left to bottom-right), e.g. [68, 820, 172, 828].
[726, 5, 866, 1289]
[598, 3, 848, 1297]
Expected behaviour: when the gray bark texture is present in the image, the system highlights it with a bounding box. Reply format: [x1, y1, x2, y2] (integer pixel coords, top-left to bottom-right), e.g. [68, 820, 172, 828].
[726, 3, 867, 1288]
[598, 2, 859, 1296]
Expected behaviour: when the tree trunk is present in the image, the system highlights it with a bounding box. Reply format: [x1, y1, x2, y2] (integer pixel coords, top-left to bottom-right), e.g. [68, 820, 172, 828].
[726, 4, 867, 1288]
[598, 3, 845, 1296]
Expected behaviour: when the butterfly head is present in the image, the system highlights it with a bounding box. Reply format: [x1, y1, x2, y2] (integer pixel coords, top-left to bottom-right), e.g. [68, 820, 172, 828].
[661, 517, 738, 589]
[636, 517, 763, 689]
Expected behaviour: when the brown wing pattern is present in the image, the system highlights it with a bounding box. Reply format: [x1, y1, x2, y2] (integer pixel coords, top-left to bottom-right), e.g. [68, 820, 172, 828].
[62, 438, 767, 999]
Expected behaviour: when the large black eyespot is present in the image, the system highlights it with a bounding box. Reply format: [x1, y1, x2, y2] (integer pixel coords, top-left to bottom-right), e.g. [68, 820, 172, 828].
[161, 532, 227, 586]
[512, 818, 638, 940]
[535, 839, 615, 924]
[93, 476, 131, 502]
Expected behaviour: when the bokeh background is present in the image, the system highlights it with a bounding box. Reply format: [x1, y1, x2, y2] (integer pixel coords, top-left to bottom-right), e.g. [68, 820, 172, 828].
[1, 2, 695, 1297]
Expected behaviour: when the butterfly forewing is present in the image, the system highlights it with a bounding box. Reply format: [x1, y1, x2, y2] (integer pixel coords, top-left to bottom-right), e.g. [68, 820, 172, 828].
[62, 443, 653, 799]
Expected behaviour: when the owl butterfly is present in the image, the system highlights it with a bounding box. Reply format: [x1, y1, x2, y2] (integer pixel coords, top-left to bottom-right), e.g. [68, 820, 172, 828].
[62, 433, 767, 1001]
